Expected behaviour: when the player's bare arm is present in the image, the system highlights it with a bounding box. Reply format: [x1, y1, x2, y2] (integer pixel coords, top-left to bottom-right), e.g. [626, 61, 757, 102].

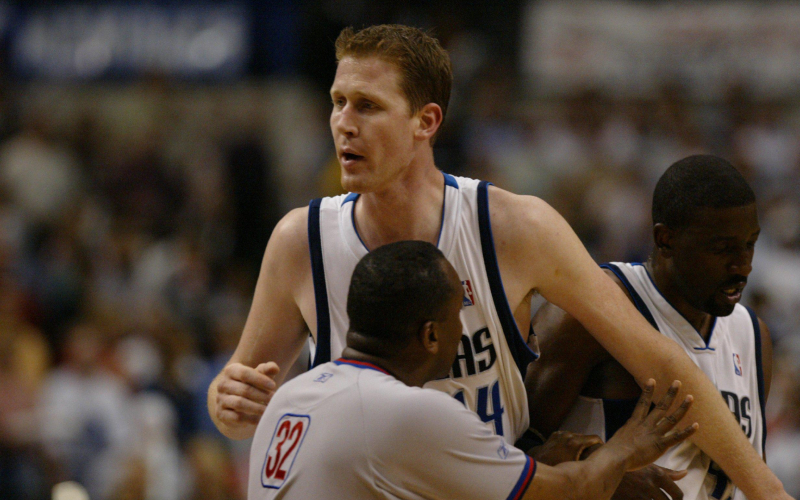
[523, 380, 697, 500]
[208, 207, 315, 440]
[488, 186, 791, 500]
[527, 274, 686, 500]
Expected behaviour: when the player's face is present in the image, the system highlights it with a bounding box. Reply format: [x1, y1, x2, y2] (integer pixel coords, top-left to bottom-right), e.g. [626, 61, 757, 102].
[434, 266, 465, 378]
[668, 204, 759, 317]
[330, 56, 419, 194]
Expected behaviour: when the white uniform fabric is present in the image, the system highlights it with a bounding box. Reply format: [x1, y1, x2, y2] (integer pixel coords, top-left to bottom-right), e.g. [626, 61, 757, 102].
[307, 174, 537, 441]
[559, 262, 766, 500]
[248, 359, 536, 500]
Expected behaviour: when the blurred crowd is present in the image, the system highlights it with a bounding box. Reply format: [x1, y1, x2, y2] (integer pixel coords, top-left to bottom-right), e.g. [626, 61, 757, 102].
[0, 9, 799, 500]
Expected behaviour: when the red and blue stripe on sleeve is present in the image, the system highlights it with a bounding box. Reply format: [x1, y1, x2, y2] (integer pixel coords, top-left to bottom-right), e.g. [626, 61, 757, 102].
[507, 456, 536, 500]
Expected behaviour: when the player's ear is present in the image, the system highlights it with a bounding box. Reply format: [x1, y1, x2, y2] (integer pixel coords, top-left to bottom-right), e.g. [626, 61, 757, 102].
[413, 103, 443, 142]
[653, 223, 674, 258]
[418, 320, 440, 355]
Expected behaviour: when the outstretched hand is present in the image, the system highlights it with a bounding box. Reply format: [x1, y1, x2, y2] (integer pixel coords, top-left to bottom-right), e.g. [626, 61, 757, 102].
[214, 361, 281, 435]
[607, 379, 698, 472]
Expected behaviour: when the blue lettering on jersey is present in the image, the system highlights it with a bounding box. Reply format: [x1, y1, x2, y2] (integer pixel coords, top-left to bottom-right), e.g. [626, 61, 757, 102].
[709, 389, 754, 498]
[452, 380, 505, 436]
[721, 390, 752, 438]
[314, 373, 333, 383]
[477, 381, 505, 436]
[450, 328, 497, 378]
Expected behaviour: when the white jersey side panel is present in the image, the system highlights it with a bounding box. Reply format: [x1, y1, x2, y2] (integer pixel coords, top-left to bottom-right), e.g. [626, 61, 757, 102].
[308, 175, 537, 441]
[559, 262, 766, 500]
[248, 360, 536, 500]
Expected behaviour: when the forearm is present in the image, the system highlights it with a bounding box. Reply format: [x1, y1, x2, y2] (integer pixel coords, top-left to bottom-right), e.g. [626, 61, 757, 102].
[638, 342, 784, 498]
[581, 286, 786, 498]
[524, 446, 628, 500]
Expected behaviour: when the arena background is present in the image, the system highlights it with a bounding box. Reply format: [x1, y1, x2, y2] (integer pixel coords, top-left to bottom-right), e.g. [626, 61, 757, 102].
[0, 1, 799, 498]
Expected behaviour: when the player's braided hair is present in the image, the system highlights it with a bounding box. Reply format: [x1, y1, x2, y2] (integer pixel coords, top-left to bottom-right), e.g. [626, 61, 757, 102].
[652, 155, 755, 230]
[347, 240, 458, 347]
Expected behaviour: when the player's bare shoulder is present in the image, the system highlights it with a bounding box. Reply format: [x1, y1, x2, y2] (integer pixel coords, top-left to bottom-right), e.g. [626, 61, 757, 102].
[486, 186, 575, 297]
[270, 207, 310, 255]
[486, 185, 556, 238]
[263, 207, 312, 284]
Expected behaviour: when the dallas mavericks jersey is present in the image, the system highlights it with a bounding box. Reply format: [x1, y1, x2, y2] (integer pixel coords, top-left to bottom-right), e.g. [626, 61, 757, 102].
[307, 174, 538, 441]
[559, 262, 766, 500]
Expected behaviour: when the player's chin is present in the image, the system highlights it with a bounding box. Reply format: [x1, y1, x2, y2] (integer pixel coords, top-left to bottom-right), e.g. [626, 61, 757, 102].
[340, 172, 372, 194]
[706, 296, 737, 317]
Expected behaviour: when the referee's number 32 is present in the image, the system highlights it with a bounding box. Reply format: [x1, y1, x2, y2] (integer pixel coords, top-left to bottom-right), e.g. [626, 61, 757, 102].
[262, 414, 311, 489]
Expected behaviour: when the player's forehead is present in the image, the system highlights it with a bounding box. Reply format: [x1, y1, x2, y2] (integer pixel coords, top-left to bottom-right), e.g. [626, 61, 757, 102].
[681, 204, 760, 239]
[330, 56, 403, 96]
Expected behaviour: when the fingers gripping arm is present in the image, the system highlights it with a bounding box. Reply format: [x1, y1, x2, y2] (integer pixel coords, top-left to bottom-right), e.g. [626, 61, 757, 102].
[522, 380, 697, 500]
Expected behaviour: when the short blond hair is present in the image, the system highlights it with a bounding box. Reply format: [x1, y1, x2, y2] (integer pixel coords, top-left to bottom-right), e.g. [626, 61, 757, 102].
[335, 24, 452, 140]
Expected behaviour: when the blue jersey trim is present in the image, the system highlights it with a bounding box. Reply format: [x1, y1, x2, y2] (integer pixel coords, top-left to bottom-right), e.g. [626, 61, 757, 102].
[602, 263, 659, 331]
[746, 306, 767, 457]
[308, 199, 331, 367]
[692, 315, 717, 351]
[477, 181, 539, 379]
[710, 466, 729, 499]
[344, 173, 454, 252]
[334, 358, 391, 376]
[507, 456, 536, 500]
[631, 262, 718, 349]
[349, 201, 370, 252]
[443, 172, 459, 189]
[435, 173, 450, 248]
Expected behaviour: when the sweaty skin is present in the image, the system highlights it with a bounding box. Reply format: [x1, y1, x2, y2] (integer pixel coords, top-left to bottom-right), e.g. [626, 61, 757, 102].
[208, 55, 792, 500]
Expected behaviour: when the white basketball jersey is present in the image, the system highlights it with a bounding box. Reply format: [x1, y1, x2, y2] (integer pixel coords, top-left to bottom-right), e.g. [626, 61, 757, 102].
[307, 174, 538, 441]
[248, 359, 536, 500]
[560, 262, 766, 500]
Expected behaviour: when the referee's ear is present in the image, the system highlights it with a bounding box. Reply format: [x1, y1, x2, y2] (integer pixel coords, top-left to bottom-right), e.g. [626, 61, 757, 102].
[418, 320, 440, 355]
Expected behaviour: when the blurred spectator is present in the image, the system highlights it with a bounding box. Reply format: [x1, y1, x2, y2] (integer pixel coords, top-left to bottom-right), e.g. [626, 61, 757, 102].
[37, 323, 132, 499]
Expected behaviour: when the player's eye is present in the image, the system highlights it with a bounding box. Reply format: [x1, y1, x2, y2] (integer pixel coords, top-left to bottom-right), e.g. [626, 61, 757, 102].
[710, 243, 728, 254]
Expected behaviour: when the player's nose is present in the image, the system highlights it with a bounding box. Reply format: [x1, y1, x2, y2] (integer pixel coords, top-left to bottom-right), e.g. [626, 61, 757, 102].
[332, 105, 358, 137]
[728, 248, 753, 276]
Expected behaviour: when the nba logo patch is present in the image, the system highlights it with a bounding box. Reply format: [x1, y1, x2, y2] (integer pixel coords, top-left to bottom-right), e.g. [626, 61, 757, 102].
[262, 414, 311, 489]
[733, 353, 742, 376]
[462, 280, 475, 307]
